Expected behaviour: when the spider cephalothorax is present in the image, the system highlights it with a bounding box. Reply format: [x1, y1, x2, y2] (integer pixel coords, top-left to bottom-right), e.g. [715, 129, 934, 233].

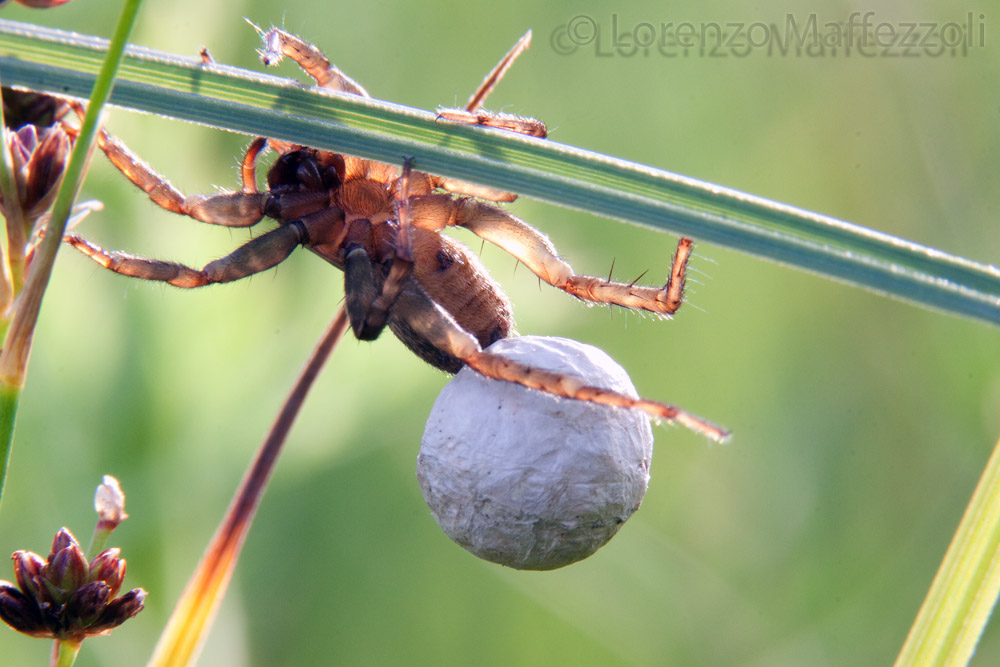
[65, 28, 728, 441]
[267, 145, 517, 372]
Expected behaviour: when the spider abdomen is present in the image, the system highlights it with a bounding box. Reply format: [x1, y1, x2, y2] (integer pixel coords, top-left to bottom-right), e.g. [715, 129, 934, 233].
[403, 230, 514, 372]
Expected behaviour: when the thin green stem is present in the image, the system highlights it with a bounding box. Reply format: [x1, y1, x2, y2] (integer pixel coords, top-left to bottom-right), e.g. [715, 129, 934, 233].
[52, 638, 82, 667]
[88, 522, 112, 560]
[0, 384, 18, 508]
[0, 2, 144, 511]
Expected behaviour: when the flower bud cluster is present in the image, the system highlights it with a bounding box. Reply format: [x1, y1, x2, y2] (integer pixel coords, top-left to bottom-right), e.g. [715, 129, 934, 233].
[0, 528, 145, 641]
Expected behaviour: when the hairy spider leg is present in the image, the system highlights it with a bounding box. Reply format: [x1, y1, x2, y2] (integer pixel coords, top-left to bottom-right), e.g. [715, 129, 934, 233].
[66, 129, 344, 288]
[96, 129, 266, 228]
[241, 25, 371, 173]
[432, 31, 548, 199]
[65, 223, 309, 288]
[240, 136, 269, 193]
[465, 29, 533, 112]
[387, 280, 729, 442]
[251, 25, 540, 203]
[435, 28, 546, 139]
[434, 109, 548, 139]
[405, 194, 692, 315]
[252, 24, 369, 97]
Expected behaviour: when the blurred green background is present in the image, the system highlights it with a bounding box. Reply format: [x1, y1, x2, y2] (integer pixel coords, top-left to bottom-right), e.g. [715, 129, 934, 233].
[1, 0, 998, 665]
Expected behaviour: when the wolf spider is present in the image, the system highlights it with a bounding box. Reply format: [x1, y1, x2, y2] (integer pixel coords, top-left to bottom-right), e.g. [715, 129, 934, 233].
[66, 28, 728, 442]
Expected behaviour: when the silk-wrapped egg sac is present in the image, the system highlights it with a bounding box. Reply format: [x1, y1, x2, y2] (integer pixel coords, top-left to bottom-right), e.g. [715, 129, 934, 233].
[417, 336, 654, 570]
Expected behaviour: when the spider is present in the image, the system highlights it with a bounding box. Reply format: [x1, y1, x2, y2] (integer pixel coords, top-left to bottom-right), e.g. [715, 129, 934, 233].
[65, 27, 729, 442]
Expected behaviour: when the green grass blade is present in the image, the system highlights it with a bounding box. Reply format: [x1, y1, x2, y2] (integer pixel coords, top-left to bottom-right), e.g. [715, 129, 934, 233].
[0, 18, 998, 325]
[896, 434, 1000, 667]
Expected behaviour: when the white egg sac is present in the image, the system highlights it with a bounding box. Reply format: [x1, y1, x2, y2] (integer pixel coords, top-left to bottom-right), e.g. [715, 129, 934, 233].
[418, 336, 654, 570]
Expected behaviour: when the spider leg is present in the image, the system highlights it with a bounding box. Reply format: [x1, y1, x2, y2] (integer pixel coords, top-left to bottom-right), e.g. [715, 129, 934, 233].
[430, 175, 519, 204]
[240, 136, 269, 194]
[98, 129, 266, 228]
[252, 24, 369, 97]
[465, 29, 533, 112]
[65, 221, 309, 288]
[343, 160, 417, 339]
[433, 31, 545, 202]
[389, 283, 729, 442]
[434, 90, 547, 203]
[435, 109, 547, 139]
[431, 110, 545, 201]
[433, 109, 545, 200]
[436, 30, 546, 139]
[411, 196, 691, 315]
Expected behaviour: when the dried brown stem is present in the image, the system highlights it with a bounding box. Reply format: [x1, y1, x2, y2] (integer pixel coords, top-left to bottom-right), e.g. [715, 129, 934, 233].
[150, 305, 350, 666]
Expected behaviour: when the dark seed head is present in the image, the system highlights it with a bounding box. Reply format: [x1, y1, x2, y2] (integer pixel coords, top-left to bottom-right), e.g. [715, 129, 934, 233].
[0, 529, 144, 641]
